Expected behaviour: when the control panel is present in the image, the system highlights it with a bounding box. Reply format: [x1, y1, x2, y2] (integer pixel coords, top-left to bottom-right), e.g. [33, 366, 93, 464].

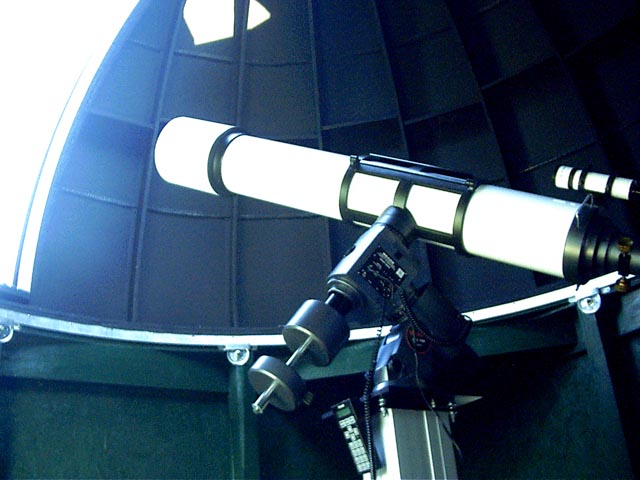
[332, 399, 372, 474]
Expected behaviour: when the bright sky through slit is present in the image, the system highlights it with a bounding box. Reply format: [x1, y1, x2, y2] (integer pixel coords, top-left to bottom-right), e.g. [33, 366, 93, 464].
[183, 0, 271, 45]
[0, 0, 138, 290]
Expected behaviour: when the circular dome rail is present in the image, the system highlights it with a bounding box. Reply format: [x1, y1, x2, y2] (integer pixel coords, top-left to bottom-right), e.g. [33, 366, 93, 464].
[0, 272, 627, 347]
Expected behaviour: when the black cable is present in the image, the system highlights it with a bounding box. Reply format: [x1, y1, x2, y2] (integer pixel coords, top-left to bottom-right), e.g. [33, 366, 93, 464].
[409, 325, 464, 461]
[362, 275, 395, 480]
[363, 320, 384, 480]
[398, 289, 472, 346]
[397, 286, 466, 459]
[361, 270, 471, 474]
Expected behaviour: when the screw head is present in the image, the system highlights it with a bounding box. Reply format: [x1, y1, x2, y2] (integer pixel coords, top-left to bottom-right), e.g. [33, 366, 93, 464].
[226, 348, 250, 366]
[578, 293, 601, 314]
[0, 324, 14, 343]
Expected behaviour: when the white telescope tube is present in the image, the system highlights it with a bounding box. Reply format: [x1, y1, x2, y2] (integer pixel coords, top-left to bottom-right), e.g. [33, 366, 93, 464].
[461, 185, 581, 277]
[155, 116, 351, 219]
[154, 116, 637, 282]
[155, 117, 234, 195]
[221, 135, 351, 219]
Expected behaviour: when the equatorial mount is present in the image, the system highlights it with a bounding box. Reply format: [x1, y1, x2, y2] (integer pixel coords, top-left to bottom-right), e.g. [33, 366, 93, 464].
[249, 206, 420, 414]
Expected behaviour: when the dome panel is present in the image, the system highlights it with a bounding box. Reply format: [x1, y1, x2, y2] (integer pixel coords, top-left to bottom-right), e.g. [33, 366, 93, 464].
[90, 42, 163, 125]
[314, 0, 383, 56]
[55, 115, 149, 206]
[405, 104, 506, 182]
[530, 0, 637, 54]
[386, 28, 481, 121]
[317, 52, 398, 127]
[236, 216, 331, 331]
[449, 0, 556, 86]
[135, 212, 232, 332]
[568, 29, 640, 132]
[163, 55, 238, 124]
[322, 119, 406, 158]
[30, 193, 136, 323]
[426, 246, 537, 311]
[128, 0, 180, 49]
[242, 63, 317, 138]
[484, 61, 599, 190]
[376, 0, 453, 46]
[245, 0, 311, 64]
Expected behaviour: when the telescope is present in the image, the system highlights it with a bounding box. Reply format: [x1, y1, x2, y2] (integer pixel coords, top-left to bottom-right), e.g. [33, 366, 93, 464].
[155, 116, 638, 285]
[554, 165, 639, 202]
[155, 116, 638, 478]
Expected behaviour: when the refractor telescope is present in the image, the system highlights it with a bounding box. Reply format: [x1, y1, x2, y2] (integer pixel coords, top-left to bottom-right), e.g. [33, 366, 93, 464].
[155, 116, 638, 285]
[154, 116, 638, 476]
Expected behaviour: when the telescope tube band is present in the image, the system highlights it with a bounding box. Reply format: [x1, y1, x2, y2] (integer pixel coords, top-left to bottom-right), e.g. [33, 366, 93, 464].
[207, 127, 245, 197]
[339, 154, 476, 251]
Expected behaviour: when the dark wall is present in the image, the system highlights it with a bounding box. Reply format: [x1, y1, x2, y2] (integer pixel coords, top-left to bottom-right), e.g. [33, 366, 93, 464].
[0, 379, 231, 479]
[0, 293, 636, 478]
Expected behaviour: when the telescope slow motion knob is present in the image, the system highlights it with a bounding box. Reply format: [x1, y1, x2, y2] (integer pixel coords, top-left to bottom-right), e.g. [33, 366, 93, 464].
[615, 236, 634, 293]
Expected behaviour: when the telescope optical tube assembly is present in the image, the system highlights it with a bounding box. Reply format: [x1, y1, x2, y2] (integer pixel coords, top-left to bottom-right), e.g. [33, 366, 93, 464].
[155, 117, 638, 283]
[555, 165, 639, 202]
